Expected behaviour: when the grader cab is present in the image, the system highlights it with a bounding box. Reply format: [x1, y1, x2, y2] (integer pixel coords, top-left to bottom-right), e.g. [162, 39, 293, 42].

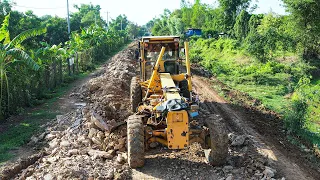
[127, 36, 228, 168]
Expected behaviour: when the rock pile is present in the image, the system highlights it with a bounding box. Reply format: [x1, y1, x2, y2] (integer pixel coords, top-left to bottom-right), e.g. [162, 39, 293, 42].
[0, 44, 138, 180]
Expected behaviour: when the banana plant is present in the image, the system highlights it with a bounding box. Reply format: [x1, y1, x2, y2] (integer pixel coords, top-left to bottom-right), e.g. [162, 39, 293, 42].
[35, 42, 66, 88]
[0, 13, 46, 117]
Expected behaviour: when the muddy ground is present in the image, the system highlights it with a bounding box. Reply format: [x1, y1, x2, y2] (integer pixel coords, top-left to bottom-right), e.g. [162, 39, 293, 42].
[0, 42, 319, 180]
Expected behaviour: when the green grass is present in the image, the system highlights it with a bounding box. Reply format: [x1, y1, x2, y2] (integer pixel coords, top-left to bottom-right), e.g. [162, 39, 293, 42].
[0, 79, 75, 163]
[0, 71, 89, 163]
[0, 110, 57, 163]
[303, 81, 320, 144]
[190, 38, 320, 151]
[0, 73, 88, 163]
[230, 83, 291, 113]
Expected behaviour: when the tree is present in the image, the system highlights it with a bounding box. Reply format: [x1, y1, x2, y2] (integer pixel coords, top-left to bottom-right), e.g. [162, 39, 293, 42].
[203, 7, 225, 33]
[41, 16, 69, 45]
[248, 14, 263, 34]
[233, 10, 250, 40]
[218, 0, 251, 33]
[245, 13, 296, 61]
[126, 22, 139, 38]
[191, 0, 206, 28]
[151, 10, 172, 36]
[282, 0, 320, 59]
[180, 0, 192, 28]
[145, 19, 155, 34]
[168, 16, 184, 36]
[0, 14, 46, 119]
[70, 4, 105, 31]
[0, 0, 12, 22]
[109, 15, 129, 31]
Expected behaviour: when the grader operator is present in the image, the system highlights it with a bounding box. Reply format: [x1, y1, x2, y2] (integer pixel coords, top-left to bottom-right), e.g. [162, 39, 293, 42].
[127, 36, 228, 168]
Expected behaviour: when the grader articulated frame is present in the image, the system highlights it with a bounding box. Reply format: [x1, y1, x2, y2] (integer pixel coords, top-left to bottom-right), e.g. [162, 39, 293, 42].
[127, 36, 228, 168]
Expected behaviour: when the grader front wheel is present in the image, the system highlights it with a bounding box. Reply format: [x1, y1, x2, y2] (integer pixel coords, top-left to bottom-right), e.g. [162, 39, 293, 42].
[130, 77, 142, 113]
[127, 115, 145, 168]
[205, 117, 228, 166]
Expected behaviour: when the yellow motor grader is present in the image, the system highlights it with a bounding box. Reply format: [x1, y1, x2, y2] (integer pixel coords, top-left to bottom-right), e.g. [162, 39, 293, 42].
[127, 36, 228, 168]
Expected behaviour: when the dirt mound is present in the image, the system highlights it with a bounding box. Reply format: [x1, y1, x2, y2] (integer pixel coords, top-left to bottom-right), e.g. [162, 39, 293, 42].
[0, 43, 138, 180]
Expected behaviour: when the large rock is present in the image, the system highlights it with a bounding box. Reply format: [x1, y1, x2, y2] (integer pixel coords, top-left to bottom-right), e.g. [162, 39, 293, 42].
[45, 133, 56, 141]
[88, 128, 98, 139]
[231, 135, 247, 146]
[49, 138, 60, 149]
[263, 166, 276, 178]
[87, 150, 113, 159]
[67, 149, 79, 156]
[60, 140, 71, 147]
[116, 154, 125, 164]
[223, 165, 234, 173]
[44, 173, 54, 180]
[91, 112, 112, 131]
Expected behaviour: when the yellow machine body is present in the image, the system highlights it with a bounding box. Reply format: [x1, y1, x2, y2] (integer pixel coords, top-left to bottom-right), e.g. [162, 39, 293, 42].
[166, 111, 189, 149]
[137, 36, 194, 150]
[128, 36, 227, 169]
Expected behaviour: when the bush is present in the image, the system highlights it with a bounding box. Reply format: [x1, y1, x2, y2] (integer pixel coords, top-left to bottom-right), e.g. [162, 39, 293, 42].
[285, 93, 308, 133]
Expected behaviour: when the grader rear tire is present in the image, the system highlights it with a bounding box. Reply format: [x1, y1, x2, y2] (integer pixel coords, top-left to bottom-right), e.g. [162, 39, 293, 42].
[127, 115, 145, 168]
[205, 116, 228, 166]
[179, 80, 190, 99]
[130, 76, 142, 113]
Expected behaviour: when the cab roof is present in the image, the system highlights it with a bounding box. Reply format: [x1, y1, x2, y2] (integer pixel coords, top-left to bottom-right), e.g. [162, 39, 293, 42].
[141, 36, 180, 42]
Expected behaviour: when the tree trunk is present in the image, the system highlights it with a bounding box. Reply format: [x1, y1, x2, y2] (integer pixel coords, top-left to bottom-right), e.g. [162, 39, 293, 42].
[59, 58, 63, 84]
[45, 64, 50, 89]
[72, 56, 75, 75]
[53, 60, 57, 88]
[67, 58, 71, 76]
[76, 52, 79, 74]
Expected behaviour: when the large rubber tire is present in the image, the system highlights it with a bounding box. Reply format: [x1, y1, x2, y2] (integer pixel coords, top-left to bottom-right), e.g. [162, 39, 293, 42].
[127, 115, 145, 168]
[130, 77, 142, 113]
[205, 116, 228, 166]
[179, 80, 190, 99]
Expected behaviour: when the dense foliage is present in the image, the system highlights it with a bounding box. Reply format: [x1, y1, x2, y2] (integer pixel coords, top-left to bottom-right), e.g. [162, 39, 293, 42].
[149, 0, 320, 148]
[0, 1, 146, 120]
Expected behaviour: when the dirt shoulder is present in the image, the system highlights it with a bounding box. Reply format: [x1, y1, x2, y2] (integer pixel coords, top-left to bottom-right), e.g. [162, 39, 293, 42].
[192, 75, 320, 180]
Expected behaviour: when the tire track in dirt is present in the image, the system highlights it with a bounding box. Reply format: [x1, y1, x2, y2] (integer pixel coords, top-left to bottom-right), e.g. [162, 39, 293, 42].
[131, 78, 287, 179]
[193, 75, 317, 180]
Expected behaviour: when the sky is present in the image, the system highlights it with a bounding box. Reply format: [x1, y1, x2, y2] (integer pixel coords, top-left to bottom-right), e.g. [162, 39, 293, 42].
[11, 0, 286, 25]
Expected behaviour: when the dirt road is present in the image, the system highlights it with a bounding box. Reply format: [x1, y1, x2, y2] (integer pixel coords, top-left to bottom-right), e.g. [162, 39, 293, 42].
[1, 44, 319, 180]
[131, 75, 320, 180]
[192, 75, 319, 180]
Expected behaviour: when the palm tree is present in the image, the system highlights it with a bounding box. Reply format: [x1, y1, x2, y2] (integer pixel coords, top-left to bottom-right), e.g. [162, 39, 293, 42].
[0, 13, 46, 120]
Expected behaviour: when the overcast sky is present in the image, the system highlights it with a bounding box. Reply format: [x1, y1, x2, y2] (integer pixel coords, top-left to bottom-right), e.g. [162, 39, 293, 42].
[11, 0, 286, 25]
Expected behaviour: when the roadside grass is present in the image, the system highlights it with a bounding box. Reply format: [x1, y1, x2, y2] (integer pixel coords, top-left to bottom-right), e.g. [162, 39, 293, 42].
[0, 110, 57, 163]
[0, 42, 131, 164]
[190, 38, 320, 152]
[0, 75, 85, 163]
[303, 80, 320, 147]
[229, 83, 291, 113]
